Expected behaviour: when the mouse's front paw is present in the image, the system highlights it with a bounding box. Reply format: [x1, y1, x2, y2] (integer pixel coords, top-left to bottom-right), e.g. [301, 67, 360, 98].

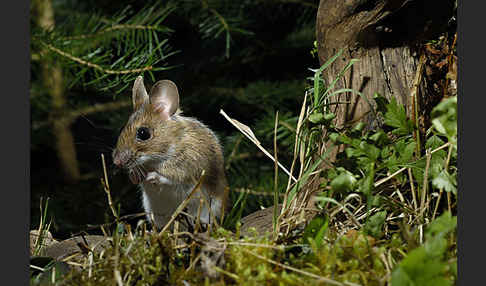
[146, 172, 171, 185]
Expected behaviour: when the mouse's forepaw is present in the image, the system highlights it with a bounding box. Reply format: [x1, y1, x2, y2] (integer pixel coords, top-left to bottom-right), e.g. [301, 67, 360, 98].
[146, 172, 171, 185]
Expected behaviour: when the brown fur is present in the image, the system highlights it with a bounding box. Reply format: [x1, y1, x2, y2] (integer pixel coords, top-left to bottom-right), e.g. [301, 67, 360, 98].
[113, 77, 228, 226]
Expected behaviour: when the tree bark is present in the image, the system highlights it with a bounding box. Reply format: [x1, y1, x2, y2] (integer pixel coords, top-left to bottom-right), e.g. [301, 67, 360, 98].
[316, 0, 456, 159]
[33, 0, 81, 183]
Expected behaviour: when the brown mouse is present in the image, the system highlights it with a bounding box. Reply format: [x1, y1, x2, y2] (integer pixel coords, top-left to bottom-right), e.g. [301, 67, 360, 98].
[113, 76, 228, 229]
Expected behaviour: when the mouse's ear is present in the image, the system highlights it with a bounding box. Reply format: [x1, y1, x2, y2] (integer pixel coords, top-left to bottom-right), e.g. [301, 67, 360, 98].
[132, 76, 149, 110]
[149, 80, 180, 120]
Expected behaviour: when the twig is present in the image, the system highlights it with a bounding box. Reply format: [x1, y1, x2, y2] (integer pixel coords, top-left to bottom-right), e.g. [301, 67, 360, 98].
[374, 167, 407, 187]
[283, 90, 308, 215]
[225, 135, 243, 170]
[29, 265, 45, 272]
[411, 53, 426, 155]
[408, 168, 418, 210]
[101, 154, 118, 219]
[234, 188, 285, 197]
[225, 241, 285, 250]
[32, 100, 131, 130]
[42, 42, 153, 75]
[419, 149, 432, 218]
[212, 266, 240, 281]
[431, 142, 451, 154]
[220, 109, 297, 182]
[67, 100, 131, 121]
[432, 143, 454, 219]
[273, 111, 279, 238]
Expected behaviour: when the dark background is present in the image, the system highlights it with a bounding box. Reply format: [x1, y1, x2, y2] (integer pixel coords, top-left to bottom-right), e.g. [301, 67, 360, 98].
[30, 0, 319, 239]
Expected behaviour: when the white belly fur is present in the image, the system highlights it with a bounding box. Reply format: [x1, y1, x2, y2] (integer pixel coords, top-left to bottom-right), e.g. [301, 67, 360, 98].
[139, 180, 222, 229]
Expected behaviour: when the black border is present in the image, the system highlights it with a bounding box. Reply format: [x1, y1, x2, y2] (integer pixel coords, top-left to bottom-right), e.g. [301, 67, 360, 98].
[457, 1, 480, 286]
[1, 0, 30, 284]
[0, 0, 470, 284]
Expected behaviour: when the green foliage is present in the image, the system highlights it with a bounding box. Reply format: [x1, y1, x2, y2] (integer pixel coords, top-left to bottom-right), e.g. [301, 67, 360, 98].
[302, 215, 328, 248]
[303, 55, 457, 285]
[384, 97, 415, 135]
[316, 88, 458, 209]
[31, 49, 457, 286]
[60, 227, 175, 285]
[432, 169, 457, 194]
[391, 212, 457, 286]
[30, 2, 457, 284]
[31, 2, 176, 94]
[329, 168, 358, 193]
[363, 211, 387, 239]
[175, 0, 254, 58]
[431, 94, 457, 144]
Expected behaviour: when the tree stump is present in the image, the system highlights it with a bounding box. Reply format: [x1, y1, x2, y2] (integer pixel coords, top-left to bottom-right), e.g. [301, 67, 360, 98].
[316, 0, 456, 150]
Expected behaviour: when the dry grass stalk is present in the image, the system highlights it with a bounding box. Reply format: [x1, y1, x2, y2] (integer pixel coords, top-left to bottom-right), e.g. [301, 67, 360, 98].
[220, 109, 297, 182]
[101, 154, 118, 220]
[432, 143, 454, 219]
[221, 108, 312, 236]
[411, 53, 426, 154]
[234, 188, 285, 197]
[374, 167, 407, 187]
[273, 111, 280, 239]
[212, 266, 240, 281]
[225, 241, 285, 250]
[242, 248, 349, 286]
[284, 91, 308, 200]
[408, 168, 418, 210]
[419, 149, 432, 218]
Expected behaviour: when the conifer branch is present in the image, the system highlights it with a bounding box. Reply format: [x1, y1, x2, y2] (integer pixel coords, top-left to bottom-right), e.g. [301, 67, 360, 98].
[210, 8, 229, 31]
[63, 24, 167, 40]
[42, 42, 154, 74]
[32, 100, 131, 130]
[66, 100, 131, 120]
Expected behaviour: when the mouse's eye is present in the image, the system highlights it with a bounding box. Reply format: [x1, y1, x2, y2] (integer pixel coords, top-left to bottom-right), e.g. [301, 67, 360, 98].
[136, 127, 151, 141]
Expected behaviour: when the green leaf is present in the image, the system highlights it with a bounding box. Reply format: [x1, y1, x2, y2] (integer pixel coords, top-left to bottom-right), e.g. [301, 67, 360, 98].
[391, 213, 456, 286]
[391, 266, 414, 286]
[428, 153, 446, 178]
[303, 216, 328, 248]
[364, 211, 386, 238]
[323, 112, 336, 121]
[337, 134, 352, 144]
[384, 98, 414, 135]
[400, 141, 416, 163]
[352, 122, 366, 133]
[426, 135, 445, 150]
[330, 170, 357, 193]
[328, 132, 340, 142]
[431, 169, 457, 194]
[312, 49, 343, 107]
[431, 97, 457, 142]
[345, 146, 360, 158]
[309, 112, 325, 123]
[425, 212, 457, 239]
[369, 130, 389, 146]
[362, 142, 380, 161]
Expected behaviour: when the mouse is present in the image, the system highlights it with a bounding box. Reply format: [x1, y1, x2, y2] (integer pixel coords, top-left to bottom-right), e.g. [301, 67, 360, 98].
[113, 76, 228, 229]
